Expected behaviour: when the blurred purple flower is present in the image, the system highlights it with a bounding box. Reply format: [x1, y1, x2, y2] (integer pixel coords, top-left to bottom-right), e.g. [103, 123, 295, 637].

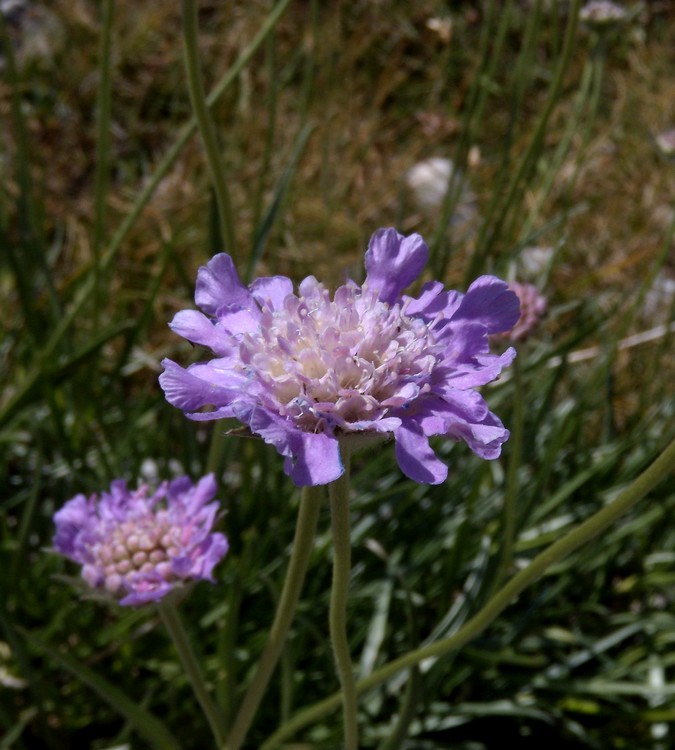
[160, 228, 520, 486]
[491, 282, 548, 343]
[53, 474, 228, 606]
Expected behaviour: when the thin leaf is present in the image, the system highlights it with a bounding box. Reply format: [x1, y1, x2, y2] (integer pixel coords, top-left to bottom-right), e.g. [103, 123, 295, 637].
[22, 631, 182, 750]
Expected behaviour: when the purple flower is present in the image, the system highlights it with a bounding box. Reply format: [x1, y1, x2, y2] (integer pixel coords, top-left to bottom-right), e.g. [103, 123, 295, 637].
[160, 228, 520, 486]
[53, 474, 228, 606]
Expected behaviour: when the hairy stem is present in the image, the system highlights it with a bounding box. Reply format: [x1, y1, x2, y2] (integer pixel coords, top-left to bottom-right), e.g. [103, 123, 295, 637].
[158, 600, 228, 749]
[261, 435, 675, 748]
[227, 485, 323, 750]
[329, 448, 358, 750]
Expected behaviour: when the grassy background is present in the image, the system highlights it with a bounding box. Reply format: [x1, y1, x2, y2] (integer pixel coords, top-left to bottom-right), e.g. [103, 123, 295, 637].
[1, 1, 674, 748]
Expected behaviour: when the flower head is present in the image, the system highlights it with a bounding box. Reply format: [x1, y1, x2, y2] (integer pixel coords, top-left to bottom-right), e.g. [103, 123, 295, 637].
[160, 229, 520, 486]
[491, 282, 548, 343]
[53, 474, 228, 606]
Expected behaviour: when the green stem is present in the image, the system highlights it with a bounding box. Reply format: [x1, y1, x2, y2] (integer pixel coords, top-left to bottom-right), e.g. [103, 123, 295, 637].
[180, 0, 237, 259]
[157, 600, 228, 749]
[377, 559, 425, 750]
[430, 0, 503, 277]
[206, 426, 228, 478]
[226, 485, 323, 750]
[217, 532, 250, 728]
[92, 0, 115, 332]
[518, 43, 595, 242]
[496, 352, 523, 586]
[328, 447, 358, 750]
[261, 435, 675, 749]
[466, 0, 581, 282]
[378, 666, 421, 750]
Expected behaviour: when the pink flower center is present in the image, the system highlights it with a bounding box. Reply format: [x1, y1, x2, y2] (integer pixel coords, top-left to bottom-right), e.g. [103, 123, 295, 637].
[85, 512, 180, 595]
[239, 279, 439, 430]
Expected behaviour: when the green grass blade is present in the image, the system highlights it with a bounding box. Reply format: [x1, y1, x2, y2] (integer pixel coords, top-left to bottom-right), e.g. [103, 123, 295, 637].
[0, 320, 134, 427]
[247, 122, 315, 279]
[22, 630, 183, 750]
[91, 0, 116, 331]
[0, 0, 293, 430]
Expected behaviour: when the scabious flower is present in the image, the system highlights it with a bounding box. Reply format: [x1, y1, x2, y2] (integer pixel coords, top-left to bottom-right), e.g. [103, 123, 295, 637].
[160, 229, 520, 486]
[491, 282, 548, 343]
[53, 474, 228, 606]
